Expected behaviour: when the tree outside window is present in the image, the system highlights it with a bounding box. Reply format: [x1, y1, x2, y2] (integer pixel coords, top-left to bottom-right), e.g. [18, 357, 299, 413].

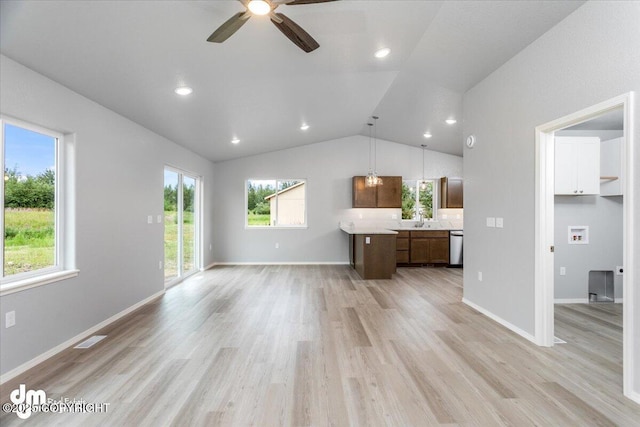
[401, 180, 435, 220]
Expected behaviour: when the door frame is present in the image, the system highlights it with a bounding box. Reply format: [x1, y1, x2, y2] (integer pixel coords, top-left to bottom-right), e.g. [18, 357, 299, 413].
[534, 92, 635, 399]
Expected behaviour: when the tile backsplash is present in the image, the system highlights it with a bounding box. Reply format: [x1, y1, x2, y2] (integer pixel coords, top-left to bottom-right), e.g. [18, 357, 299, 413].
[341, 208, 463, 229]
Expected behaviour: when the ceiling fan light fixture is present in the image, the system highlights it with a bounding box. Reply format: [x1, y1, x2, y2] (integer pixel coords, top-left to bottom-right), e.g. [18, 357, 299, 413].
[374, 47, 391, 59]
[423, 132, 432, 138]
[174, 86, 193, 96]
[231, 138, 240, 144]
[300, 124, 309, 131]
[445, 118, 457, 125]
[248, 0, 271, 16]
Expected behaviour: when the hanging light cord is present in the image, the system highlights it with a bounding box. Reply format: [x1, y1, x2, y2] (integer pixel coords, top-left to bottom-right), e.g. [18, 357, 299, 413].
[422, 144, 426, 182]
[368, 123, 373, 174]
[373, 116, 378, 176]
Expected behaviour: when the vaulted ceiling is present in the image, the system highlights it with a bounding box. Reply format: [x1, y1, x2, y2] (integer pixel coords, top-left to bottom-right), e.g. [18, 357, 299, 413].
[0, 1, 584, 162]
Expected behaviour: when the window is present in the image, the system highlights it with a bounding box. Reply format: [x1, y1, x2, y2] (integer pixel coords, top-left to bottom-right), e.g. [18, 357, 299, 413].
[246, 179, 306, 227]
[1, 117, 74, 292]
[402, 179, 436, 220]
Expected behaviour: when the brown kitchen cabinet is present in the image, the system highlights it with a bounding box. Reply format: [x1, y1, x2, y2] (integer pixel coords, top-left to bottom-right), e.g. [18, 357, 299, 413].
[404, 230, 450, 265]
[353, 234, 397, 279]
[440, 177, 463, 208]
[352, 176, 402, 208]
[395, 231, 410, 264]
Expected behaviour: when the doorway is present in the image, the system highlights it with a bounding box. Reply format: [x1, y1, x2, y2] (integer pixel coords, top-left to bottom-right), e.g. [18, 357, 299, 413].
[534, 93, 636, 400]
[164, 167, 201, 287]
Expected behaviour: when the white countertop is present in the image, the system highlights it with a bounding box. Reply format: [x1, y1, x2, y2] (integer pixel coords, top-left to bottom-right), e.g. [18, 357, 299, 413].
[339, 225, 398, 235]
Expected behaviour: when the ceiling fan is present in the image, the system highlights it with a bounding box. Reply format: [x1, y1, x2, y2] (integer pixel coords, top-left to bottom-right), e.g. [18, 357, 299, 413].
[206, 0, 337, 53]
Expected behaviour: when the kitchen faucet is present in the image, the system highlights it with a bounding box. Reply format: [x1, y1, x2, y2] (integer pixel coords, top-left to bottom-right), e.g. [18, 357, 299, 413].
[415, 209, 425, 227]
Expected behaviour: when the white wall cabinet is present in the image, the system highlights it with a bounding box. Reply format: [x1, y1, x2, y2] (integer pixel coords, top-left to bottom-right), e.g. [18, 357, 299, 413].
[555, 137, 600, 195]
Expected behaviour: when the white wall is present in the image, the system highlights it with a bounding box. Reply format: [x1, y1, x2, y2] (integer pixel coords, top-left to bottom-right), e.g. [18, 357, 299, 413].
[462, 1, 640, 395]
[0, 55, 216, 376]
[212, 136, 462, 263]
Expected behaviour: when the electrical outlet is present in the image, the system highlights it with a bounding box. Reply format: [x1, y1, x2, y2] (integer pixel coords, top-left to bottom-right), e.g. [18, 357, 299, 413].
[560, 267, 566, 276]
[496, 218, 504, 228]
[275, 243, 279, 249]
[6, 311, 16, 328]
[478, 271, 483, 282]
[147, 215, 153, 224]
[486, 217, 495, 228]
[157, 215, 162, 223]
[616, 266, 624, 275]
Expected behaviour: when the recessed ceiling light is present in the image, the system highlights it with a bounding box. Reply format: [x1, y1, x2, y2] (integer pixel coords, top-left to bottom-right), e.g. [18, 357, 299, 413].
[300, 124, 309, 131]
[445, 118, 457, 125]
[248, 0, 271, 15]
[174, 86, 193, 96]
[374, 48, 391, 59]
[231, 138, 240, 144]
[423, 132, 432, 138]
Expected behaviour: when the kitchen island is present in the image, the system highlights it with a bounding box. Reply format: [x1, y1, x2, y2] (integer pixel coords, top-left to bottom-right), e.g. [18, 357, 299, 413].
[340, 226, 397, 280]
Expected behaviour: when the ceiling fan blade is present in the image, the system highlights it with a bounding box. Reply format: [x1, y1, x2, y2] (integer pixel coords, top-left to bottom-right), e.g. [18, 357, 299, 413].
[285, 0, 338, 5]
[270, 12, 320, 53]
[207, 11, 251, 43]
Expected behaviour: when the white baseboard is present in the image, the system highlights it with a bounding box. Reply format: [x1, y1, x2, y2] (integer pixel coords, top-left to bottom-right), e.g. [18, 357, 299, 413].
[210, 261, 351, 266]
[201, 261, 217, 271]
[625, 389, 640, 405]
[554, 298, 624, 304]
[0, 290, 165, 385]
[462, 298, 537, 345]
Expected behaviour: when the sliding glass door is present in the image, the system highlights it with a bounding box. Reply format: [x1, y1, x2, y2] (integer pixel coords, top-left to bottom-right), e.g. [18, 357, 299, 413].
[182, 175, 196, 274]
[164, 167, 200, 285]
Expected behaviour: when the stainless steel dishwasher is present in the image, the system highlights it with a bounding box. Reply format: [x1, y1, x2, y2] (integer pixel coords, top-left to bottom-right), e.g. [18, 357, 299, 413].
[449, 230, 463, 267]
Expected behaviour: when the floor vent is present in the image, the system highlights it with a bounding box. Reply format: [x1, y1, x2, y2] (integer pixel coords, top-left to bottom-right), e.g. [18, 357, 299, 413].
[554, 336, 567, 344]
[74, 335, 107, 349]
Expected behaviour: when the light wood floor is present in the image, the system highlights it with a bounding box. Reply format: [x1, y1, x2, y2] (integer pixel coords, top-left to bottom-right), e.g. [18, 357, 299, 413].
[1, 266, 639, 426]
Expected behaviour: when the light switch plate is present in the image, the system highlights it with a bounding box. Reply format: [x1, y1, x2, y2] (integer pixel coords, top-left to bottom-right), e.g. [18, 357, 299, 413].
[147, 215, 153, 224]
[560, 267, 566, 276]
[6, 311, 16, 328]
[496, 218, 504, 228]
[365, 237, 371, 244]
[486, 217, 496, 228]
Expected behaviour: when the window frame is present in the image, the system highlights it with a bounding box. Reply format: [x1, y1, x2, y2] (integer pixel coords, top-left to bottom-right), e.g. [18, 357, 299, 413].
[0, 116, 77, 296]
[245, 178, 308, 229]
[401, 179, 438, 221]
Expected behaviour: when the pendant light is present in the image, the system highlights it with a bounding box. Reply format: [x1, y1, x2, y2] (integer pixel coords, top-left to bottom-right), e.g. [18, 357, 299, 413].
[372, 116, 382, 186]
[365, 122, 376, 187]
[420, 144, 427, 190]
